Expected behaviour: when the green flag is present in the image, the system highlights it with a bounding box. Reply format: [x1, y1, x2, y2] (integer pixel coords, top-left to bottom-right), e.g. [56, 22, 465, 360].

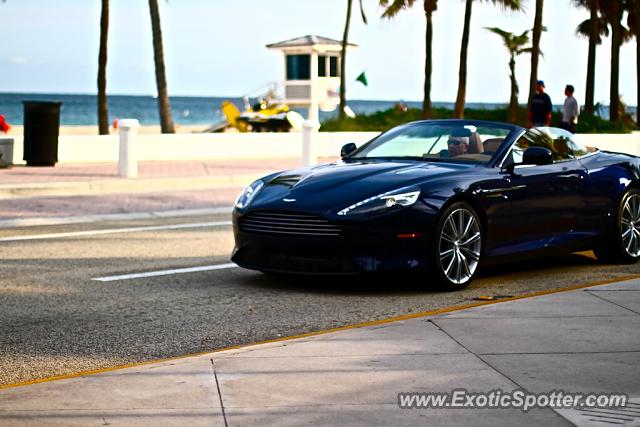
[355, 71, 368, 87]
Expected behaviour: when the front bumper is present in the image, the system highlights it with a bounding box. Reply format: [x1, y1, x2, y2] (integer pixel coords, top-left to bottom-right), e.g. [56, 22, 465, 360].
[231, 208, 435, 274]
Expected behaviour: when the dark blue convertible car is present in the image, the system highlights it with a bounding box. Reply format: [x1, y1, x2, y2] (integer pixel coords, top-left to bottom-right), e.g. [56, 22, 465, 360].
[232, 120, 640, 290]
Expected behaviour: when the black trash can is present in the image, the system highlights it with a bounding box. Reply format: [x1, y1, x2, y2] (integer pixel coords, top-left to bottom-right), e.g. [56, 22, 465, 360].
[23, 101, 62, 166]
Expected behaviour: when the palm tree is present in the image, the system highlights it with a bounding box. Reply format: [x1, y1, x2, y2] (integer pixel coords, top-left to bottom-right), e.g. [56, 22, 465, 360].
[485, 27, 532, 123]
[380, 0, 438, 119]
[607, 0, 625, 122]
[453, 0, 522, 119]
[627, 0, 639, 125]
[97, 0, 109, 135]
[148, 0, 175, 133]
[574, 0, 609, 116]
[340, 0, 367, 121]
[527, 0, 544, 110]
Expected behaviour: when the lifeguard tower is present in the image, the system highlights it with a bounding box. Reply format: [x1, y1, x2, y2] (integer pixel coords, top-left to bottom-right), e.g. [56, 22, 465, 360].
[266, 35, 357, 123]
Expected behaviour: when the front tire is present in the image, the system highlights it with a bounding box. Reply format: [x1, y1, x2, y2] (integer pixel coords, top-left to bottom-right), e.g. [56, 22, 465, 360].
[431, 202, 483, 291]
[594, 188, 640, 264]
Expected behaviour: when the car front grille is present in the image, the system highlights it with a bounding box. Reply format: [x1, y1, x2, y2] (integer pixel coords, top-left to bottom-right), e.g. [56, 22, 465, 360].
[238, 211, 341, 237]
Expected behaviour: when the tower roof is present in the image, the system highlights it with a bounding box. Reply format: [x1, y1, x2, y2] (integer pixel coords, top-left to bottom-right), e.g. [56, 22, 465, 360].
[266, 35, 357, 49]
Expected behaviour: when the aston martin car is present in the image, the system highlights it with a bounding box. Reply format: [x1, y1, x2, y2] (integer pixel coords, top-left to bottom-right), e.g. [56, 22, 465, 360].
[231, 120, 640, 290]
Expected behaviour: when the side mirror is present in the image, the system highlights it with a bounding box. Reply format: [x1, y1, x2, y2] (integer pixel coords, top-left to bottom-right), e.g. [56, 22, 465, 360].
[341, 143, 357, 159]
[522, 147, 553, 166]
[502, 161, 515, 175]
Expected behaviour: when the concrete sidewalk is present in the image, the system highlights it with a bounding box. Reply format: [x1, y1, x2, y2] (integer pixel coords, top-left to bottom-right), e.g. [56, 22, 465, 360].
[0, 159, 335, 199]
[1, 279, 639, 426]
[0, 159, 335, 226]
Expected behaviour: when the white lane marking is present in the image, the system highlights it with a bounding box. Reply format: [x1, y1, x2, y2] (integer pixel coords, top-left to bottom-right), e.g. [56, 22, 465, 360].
[92, 262, 239, 282]
[0, 221, 232, 242]
[0, 206, 234, 229]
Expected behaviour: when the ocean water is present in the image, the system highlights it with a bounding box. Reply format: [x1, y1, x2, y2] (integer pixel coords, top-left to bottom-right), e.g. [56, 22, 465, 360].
[0, 92, 630, 127]
[0, 92, 508, 127]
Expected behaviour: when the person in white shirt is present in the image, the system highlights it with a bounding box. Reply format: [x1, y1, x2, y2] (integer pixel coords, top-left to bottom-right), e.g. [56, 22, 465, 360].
[561, 85, 579, 134]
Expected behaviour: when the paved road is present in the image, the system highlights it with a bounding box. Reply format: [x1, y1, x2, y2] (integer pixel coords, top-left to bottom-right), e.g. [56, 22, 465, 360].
[1, 213, 638, 387]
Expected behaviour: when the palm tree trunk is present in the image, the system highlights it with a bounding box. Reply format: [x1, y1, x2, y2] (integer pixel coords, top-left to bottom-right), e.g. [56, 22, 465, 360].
[340, 0, 353, 121]
[508, 55, 518, 123]
[609, 0, 622, 122]
[422, 8, 433, 119]
[453, 0, 473, 119]
[528, 0, 544, 109]
[149, 0, 175, 133]
[97, 0, 109, 135]
[636, 0, 640, 126]
[584, 0, 598, 116]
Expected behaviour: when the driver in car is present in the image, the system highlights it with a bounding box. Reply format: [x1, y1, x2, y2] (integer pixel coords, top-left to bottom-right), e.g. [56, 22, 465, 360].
[447, 133, 470, 157]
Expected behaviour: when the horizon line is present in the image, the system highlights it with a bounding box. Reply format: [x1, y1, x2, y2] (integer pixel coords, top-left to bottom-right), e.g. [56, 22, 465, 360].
[1, 91, 634, 108]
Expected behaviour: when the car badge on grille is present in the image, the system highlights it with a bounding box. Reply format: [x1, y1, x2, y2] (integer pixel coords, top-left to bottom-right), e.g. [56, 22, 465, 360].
[283, 198, 297, 202]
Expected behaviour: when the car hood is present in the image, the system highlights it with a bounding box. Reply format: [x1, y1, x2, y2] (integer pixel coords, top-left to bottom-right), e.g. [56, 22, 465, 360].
[250, 160, 476, 212]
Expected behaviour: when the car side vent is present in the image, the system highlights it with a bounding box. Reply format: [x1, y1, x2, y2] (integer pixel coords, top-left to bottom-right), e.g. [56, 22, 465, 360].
[239, 211, 341, 237]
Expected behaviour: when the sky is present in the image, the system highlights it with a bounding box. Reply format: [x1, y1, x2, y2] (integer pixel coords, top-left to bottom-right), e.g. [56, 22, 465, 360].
[0, 0, 637, 106]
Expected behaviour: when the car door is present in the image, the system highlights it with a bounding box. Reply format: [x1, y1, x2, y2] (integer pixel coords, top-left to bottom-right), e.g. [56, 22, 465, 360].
[498, 128, 589, 255]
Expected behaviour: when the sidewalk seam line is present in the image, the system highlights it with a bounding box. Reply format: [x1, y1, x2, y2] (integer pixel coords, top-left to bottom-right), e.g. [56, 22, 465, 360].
[1, 274, 639, 391]
[428, 318, 576, 425]
[475, 354, 576, 426]
[211, 358, 228, 427]
[583, 290, 640, 316]
[428, 318, 529, 390]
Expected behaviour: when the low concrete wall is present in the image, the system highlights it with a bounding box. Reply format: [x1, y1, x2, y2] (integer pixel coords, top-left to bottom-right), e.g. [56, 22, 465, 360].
[8, 132, 381, 165]
[6, 131, 640, 165]
[578, 132, 640, 155]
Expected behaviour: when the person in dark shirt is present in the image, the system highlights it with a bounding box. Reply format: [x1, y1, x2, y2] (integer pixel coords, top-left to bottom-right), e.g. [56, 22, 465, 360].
[528, 80, 552, 127]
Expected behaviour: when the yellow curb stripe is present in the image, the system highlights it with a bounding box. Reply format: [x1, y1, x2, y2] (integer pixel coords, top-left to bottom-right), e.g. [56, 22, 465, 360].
[1, 273, 639, 391]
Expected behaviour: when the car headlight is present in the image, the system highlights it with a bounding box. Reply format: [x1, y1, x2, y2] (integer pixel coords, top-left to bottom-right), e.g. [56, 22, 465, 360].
[235, 179, 264, 209]
[337, 187, 420, 216]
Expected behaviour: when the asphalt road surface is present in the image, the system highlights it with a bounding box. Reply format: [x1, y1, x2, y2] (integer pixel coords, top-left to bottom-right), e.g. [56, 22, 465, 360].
[1, 213, 638, 387]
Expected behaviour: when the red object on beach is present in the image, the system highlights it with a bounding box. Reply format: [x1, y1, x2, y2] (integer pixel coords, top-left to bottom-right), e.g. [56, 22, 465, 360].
[113, 118, 119, 129]
[0, 115, 10, 134]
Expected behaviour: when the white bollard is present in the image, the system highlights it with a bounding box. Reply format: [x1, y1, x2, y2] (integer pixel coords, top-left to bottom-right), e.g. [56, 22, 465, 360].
[301, 119, 320, 167]
[118, 119, 140, 178]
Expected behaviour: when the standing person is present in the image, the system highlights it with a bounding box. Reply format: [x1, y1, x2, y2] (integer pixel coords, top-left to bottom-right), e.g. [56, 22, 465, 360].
[561, 85, 579, 134]
[528, 80, 552, 127]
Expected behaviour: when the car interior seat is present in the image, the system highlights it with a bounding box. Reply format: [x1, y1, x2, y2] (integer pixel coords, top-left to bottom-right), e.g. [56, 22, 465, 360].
[482, 138, 504, 154]
[467, 132, 484, 154]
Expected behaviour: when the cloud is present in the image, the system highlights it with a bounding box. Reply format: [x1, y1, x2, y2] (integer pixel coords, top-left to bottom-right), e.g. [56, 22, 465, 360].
[7, 56, 28, 65]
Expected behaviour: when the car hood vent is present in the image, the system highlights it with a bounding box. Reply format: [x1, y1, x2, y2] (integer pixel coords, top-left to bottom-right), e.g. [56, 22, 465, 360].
[268, 175, 304, 189]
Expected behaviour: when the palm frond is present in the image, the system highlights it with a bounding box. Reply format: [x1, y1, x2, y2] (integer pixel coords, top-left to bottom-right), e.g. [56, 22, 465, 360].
[576, 19, 592, 37]
[359, 0, 368, 24]
[380, 0, 416, 19]
[486, 25, 533, 57]
[482, 0, 524, 12]
[575, 17, 609, 43]
[516, 47, 535, 56]
[485, 26, 512, 39]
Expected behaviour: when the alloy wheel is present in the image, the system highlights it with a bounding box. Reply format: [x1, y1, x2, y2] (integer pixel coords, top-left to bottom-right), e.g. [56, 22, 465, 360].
[621, 194, 640, 257]
[438, 208, 482, 285]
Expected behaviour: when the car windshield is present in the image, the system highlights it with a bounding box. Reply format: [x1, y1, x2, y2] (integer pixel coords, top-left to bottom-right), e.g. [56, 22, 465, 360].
[507, 127, 592, 165]
[350, 122, 515, 165]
